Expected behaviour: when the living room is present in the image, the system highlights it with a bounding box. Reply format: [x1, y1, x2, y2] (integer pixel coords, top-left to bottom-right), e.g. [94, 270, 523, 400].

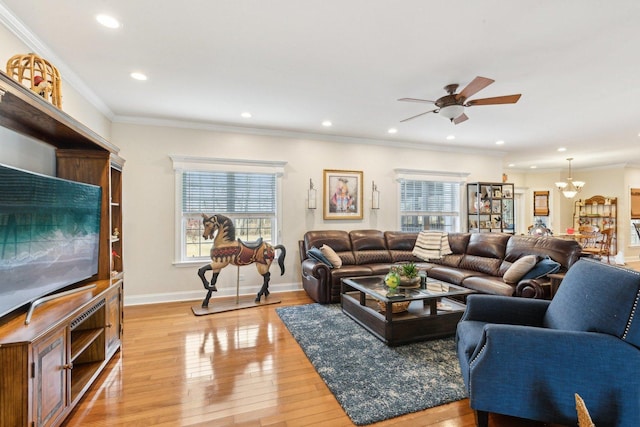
[1, 2, 639, 426]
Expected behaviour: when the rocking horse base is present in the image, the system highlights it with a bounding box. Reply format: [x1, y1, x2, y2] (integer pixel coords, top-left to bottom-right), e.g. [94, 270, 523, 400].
[191, 295, 281, 316]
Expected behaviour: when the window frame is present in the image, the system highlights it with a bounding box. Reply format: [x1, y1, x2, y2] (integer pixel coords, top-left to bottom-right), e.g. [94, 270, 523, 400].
[171, 155, 286, 265]
[395, 168, 469, 233]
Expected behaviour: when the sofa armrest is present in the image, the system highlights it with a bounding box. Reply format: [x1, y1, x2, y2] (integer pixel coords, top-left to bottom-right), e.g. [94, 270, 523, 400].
[461, 294, 550, 325]
[515, 278, 549, 299]
[301, 258, 331, 277]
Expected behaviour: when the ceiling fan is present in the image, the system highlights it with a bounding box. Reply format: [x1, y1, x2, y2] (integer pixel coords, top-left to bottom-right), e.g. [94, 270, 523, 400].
[398, 76, 521, 125]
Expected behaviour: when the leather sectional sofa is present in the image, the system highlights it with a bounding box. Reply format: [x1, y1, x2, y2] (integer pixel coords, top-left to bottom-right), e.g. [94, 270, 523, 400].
[299, 230, 583, 304]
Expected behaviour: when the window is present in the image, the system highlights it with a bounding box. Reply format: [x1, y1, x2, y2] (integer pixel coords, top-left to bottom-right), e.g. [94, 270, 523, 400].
[172, 156, 286, 263]
[399, 179, 461, 232]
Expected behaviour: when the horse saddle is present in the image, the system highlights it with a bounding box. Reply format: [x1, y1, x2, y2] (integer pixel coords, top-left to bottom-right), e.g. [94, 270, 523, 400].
[238, 237, 263, 249]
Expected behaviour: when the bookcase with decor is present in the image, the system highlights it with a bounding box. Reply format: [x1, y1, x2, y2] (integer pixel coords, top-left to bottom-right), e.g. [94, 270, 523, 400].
[573, 195, 617, 255]
[467, 182, 515, 233]
[0, 70, 124, 427]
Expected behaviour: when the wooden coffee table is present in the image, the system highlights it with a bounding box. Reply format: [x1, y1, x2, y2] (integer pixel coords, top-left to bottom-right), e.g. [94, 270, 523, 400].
[341, 275, 474, 346]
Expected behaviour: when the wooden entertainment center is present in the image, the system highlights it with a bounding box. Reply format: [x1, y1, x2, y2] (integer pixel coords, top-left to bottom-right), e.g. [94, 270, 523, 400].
[0, 71, 124, 426]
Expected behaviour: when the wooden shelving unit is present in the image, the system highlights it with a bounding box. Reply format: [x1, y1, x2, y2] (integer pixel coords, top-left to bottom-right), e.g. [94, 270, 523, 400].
[0, 70, 124, 427]
[573, 195, 617, 255]
[467, 182, 515, 233]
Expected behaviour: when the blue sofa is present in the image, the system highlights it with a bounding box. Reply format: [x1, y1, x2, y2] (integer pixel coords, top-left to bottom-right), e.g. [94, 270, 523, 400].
[456, 258, 640, 426]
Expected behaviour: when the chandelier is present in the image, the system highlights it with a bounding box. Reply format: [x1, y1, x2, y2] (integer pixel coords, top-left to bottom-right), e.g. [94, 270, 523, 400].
[555, 158, 585, 198]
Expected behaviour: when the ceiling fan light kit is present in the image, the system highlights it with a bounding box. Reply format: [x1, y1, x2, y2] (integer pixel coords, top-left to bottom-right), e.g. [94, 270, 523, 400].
[398, 76, 521, 125]
[555, 157, 585, 199]
[439, 104, 464, 120]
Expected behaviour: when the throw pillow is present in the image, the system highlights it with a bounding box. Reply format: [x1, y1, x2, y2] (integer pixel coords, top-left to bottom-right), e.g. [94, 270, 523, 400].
[521, 256, 561, 280]
[503, 255, 538, 284]
[320, 244, 342, 268]
[307, 246, 333, 268]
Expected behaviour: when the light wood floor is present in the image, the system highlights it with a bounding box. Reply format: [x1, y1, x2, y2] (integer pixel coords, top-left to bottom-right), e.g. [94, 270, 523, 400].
[66, 258, 640, 427]
[62, 285, 600, 427]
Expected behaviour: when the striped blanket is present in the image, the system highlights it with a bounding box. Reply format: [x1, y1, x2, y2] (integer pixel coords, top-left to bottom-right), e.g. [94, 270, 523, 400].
[412, 231, 452, 260]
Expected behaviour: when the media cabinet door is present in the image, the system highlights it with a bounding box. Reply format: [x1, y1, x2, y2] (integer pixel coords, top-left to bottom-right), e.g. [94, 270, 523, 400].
[105, 282, 122, 355]
[32, 326, 69, 427]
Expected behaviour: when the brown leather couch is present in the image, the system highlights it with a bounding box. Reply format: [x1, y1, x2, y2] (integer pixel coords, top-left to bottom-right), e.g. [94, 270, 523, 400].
[299, 230, 582, 304]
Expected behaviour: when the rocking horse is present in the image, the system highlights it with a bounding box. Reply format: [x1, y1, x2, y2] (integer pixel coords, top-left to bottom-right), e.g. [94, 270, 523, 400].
[197, 214, 286, 307]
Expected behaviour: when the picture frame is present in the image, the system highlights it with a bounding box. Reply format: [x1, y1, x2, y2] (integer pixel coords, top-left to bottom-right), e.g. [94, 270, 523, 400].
[534, 191, 550, 216]
[323, 169, 363, 220]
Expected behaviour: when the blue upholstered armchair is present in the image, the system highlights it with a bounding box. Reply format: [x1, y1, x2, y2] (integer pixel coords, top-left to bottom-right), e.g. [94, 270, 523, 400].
[456, 258, 640, 427]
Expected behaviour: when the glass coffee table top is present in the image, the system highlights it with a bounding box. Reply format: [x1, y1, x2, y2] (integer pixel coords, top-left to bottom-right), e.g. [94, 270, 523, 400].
[342, 275, 473, 303]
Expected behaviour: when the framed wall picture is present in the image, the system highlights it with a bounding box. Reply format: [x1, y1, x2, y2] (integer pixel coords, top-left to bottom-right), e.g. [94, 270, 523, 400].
[534, 191, 550, 216]
[323, 169, 363, 220]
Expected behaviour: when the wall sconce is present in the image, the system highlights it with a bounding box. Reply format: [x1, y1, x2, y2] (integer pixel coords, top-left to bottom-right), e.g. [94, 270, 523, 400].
[308, 178, 317, 209]
[371, 181, 380, 209]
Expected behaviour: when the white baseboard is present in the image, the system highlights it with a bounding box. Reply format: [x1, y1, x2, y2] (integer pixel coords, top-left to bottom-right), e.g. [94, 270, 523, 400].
[123, 281, 303, 306]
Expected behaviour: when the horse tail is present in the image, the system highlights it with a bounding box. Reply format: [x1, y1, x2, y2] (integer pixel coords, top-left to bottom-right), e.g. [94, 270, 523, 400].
[274, 244, 286, 275]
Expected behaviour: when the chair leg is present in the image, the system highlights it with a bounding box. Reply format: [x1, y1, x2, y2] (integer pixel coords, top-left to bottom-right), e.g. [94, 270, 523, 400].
[475, 410, 489, 427]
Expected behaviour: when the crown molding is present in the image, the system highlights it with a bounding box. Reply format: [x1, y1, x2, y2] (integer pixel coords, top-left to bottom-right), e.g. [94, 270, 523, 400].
[0, 2, 114, 119]
[114, 114, 505, 158]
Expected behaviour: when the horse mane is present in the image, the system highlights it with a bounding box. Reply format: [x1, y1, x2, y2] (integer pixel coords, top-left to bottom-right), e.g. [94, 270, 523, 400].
[215, 214, 236, 241]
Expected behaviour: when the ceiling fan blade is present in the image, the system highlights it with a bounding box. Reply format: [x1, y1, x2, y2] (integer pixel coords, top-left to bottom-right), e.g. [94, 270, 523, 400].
[466, 94, 522, 106]
[398, 97, 436, 104]
[453, 113, 468, 125]
[457, 76, 495, 101]
[400, 109, 438, 123]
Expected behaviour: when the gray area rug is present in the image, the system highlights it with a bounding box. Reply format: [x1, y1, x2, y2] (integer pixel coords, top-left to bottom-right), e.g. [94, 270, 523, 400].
[276, 303, 467, 425]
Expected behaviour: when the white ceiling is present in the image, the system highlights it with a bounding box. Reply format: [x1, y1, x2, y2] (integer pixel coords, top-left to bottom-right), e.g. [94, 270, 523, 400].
[1, 0, 639, 171]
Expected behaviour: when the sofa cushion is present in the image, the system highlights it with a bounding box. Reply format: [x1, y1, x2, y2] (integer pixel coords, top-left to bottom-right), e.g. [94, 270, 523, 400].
[321, 244, 342, 268]
[385, 231, 421, 263]
[350, 230, 392, 264]
[505, 235, 582, 269]
[459, 255, 503, 276]
[503, 255, 538, 284]
[466, 233, 510, 259]
[448, 233, 471, 254]
[428, 265, 483, 286]
[304, 230, 352, 252]
[307, 246, 333, 267]
[462, 275, 517, 296]
[521, 256, 561, 280]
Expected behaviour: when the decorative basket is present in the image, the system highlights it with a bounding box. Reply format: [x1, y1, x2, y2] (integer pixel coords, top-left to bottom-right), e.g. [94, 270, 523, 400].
[6, 53, 62, 108]
[377, 300, 410, 313]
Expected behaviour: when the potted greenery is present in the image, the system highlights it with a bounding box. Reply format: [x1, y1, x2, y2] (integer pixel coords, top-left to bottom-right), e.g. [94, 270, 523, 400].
[388, 262, 420, 286]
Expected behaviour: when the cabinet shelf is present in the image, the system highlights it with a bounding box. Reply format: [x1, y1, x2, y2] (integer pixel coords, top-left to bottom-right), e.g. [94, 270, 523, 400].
[71, 361, 103, 400]
[71, 328, 104, 362]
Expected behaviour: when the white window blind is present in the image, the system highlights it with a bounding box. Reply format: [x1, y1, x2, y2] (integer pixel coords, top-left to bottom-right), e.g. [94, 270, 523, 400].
[399, 180, 461, 232]
[182, 171, 276, 215]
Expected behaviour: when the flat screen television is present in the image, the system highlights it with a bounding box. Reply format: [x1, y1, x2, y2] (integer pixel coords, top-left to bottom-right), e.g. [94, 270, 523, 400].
[0, 163, 101, 319]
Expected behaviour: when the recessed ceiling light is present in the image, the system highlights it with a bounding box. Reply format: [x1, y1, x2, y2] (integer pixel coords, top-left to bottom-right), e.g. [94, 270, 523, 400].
[446, 135, 455, 140]
[241, 112, 252, 118]
[130, 72, 147, 81]
[495, 140, 505, 145]
[558, 147, 567, 152]
[508, 163, 515, 167]
[530, 165, 537, 169]
[387, 128, 397, 134]
[322, 120, 332, 127]
[96, 14, 120, 29]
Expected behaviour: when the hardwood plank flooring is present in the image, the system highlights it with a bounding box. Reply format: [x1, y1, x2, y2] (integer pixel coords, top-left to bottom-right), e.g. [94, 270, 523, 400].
[64, 263, 640, 427]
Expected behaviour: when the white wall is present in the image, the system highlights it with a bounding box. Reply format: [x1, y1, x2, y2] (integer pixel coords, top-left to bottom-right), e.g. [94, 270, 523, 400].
[0, 23, 112, 141]
[111, 122, 504, 303]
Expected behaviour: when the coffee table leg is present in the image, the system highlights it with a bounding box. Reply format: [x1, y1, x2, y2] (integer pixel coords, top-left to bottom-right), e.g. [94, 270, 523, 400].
[424, 299, 437, 316]
[360, 291, 366, 306]
[386, 304, 393, 321]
